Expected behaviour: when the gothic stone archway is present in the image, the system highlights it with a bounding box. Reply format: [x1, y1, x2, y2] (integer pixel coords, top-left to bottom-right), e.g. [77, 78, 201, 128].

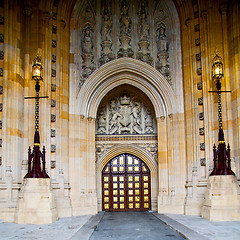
[69, 58, 186, 216]
[95, 85, 158, 211]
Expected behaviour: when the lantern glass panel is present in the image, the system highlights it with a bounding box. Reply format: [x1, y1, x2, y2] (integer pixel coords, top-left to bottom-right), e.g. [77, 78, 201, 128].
[32, 56, 43, 80]
[212, 55, 223, 80]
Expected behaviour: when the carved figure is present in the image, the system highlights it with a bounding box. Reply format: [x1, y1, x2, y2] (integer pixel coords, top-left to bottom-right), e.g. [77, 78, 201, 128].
[110, 99, 117, 110]
[80, 24, 95, 84]
[110, 111, 121, 134]
[131, 102, 141, 126]
[120, 1, 130, 35]
[82, 27, 93, 53]
[139, 8, 150, 40]
[102, 10, 112, 42]
[97, 111, 107, 134]
[157, 25, 168, 52]
[145, 110, 153, 133]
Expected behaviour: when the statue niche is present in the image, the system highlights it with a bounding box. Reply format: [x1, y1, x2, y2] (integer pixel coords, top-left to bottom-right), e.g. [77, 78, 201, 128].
[96, 93, 156, 135]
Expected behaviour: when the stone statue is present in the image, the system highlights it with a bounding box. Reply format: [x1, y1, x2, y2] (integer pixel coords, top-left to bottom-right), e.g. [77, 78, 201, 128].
[137, 3, 152, 65]
[102, 9, 112, 42]
[79, 24, 95, 88]
[99, 7, 114, 65]
[138, 7, 150, 40]
[82, 27, 93, 54]
[120, 1, 130, 35]
[157, 25, 168, 52]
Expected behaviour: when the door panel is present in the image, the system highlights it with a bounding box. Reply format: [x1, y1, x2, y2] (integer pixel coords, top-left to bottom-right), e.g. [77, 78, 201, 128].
[102, 154, 151, 211]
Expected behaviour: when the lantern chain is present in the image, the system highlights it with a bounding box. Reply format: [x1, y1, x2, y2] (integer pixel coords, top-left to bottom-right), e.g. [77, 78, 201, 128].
[217, 92, 223, 130]
[35, 89, 40, 132]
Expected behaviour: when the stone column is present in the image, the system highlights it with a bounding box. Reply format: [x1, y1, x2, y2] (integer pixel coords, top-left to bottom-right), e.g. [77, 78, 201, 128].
[157, 116, 168, 212]
[200, 9, 214, 178]
[2, 0, 24, 222]
[23, 4, 33, 177]
[230, 0, 240, 175]
[54, 18, 72, 217]
[86, 117, 98, 213]
[184, 18, 199, 215]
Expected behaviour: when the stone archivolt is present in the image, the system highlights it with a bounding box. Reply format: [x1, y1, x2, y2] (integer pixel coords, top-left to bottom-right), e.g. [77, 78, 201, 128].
[96, 142, 158, 163]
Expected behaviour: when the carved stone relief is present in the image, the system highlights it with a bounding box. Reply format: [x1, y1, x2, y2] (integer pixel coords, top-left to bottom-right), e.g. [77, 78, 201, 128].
[77, 0, 174, 90]
[96, 93, 156, 135]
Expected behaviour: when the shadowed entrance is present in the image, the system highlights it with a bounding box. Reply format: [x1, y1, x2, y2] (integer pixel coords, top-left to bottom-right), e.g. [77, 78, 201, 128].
[102, 154, 151, 211]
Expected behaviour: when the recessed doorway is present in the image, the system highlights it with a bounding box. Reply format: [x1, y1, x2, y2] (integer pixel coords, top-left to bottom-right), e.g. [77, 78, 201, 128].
[102, 153, 151, 211]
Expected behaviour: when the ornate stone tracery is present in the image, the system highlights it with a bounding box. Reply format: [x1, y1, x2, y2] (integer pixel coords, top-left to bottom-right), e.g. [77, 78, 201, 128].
[96, 93, 156, 135]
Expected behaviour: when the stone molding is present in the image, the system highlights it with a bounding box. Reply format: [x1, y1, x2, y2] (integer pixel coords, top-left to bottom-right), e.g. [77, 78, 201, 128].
[96, 143, 158, 173]
[77, 57, 176, 118]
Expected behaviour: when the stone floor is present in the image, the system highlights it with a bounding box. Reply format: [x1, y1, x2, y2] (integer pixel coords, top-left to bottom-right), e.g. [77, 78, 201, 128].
[90, 212, 184, 240]
[0, 215, 92, 240]
[1, 212, 240, 240]
[162, 213, 240, 240]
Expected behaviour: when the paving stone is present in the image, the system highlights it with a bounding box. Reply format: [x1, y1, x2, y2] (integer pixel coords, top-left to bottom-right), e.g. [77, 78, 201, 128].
[0, 215, 92, 240]
[90, 212, 185, 240]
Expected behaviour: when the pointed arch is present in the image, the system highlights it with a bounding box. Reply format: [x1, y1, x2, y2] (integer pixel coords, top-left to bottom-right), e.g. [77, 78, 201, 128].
[77, 57, 177, 119]
[97, 143, 158, 173]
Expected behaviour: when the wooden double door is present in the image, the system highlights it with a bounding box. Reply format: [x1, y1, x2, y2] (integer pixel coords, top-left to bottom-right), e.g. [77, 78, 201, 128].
[102, 154, 151, 211]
